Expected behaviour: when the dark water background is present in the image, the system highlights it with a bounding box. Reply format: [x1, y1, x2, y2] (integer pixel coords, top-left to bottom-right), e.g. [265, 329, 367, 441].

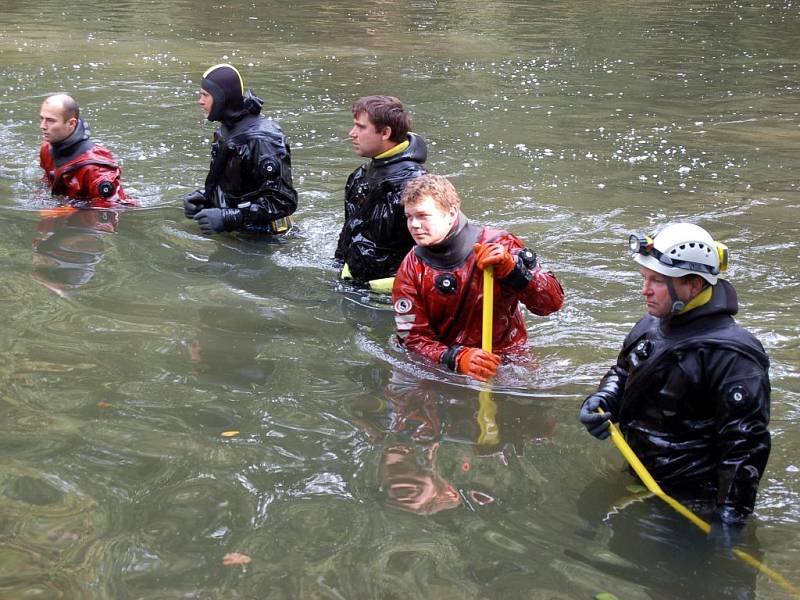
[0, 1, 798, 598]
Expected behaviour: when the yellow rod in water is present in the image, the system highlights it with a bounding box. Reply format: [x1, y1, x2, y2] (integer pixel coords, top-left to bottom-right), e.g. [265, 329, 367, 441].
[481, 266, 494, 353]
[599, 408, 800, 598]
[478, 266, 498, 445]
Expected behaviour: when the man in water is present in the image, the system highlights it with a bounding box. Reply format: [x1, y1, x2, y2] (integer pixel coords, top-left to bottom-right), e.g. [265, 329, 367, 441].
[391, 174, 564, 381]
[335, 95, 427, 290]
[183, 64, 297, 236]
[39, 94, 131, 206]
[579, 223, 771, 529]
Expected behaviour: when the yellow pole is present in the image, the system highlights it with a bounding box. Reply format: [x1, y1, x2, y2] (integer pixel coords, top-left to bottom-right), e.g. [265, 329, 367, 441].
[599, 409, 800, 598]
[477, 266, 498, 445]
[481, 266, 494, 353]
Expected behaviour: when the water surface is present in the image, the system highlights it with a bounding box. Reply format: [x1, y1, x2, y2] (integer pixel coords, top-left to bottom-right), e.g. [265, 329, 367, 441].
[1, 1, 798, 598]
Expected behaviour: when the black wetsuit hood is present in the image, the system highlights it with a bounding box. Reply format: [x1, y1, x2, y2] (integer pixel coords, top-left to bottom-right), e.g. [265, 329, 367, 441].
[216, 92, 265, 140]
[50, 118, 95, 167]
[202, 64, 264, 126]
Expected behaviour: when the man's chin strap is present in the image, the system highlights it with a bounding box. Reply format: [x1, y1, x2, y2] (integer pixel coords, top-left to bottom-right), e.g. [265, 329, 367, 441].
[665, 277, 685, 315]
[666, 277, 714, 316]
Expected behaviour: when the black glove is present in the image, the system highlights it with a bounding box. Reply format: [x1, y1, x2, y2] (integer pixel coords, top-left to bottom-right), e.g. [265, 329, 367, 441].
[579, 395, 612, 439]
[183, 191, 207, 218]
[194, 208, 226, 234]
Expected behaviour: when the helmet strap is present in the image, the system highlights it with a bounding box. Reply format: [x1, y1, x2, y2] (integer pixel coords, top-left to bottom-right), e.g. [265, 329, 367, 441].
[665, 277, 685, 315]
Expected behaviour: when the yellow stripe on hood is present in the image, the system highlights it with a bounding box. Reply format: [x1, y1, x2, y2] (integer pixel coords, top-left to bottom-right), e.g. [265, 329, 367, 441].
[374, 139, 409, 160]
[681, 285, 713, 314]
[202, 63, 244, 95]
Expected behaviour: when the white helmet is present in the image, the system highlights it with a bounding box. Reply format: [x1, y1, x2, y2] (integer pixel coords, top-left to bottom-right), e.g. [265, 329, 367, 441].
[629, 223, 728, 285]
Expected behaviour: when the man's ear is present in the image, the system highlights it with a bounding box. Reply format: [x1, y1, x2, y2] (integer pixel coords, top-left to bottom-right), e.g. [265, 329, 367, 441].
[690, 275, 707, 296]
[66, 117, 79, 132]
[380, 126, 393, 141]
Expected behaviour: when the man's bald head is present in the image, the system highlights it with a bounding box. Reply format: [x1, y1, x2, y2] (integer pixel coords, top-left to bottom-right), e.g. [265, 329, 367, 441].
[43, 94, 80, 121]
[40, 94, 81, 144]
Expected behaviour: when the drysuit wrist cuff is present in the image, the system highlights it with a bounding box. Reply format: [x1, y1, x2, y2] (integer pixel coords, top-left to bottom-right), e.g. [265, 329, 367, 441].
[499, 255, 534, 291]
[221, 208, 244, 231]
[440, 345, 463, 372]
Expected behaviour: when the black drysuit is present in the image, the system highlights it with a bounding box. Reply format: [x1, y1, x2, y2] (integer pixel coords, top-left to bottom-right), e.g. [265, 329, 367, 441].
[584, 279, 770, 523]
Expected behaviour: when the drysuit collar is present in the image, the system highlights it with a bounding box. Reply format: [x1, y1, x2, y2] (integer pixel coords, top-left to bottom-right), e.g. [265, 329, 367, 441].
[217, 93, 264, 138]
[50, 118, 95, 166]
[662, 279, 738, 330]
[373, 133, 427, 167]
[374, 139, 409, 160]
[414, 213, 481, 270]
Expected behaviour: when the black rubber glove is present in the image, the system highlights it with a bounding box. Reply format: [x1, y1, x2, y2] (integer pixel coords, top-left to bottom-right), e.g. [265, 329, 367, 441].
[579, 395, 612, 439]
[194, 208, 226, 234]
[183, 190, 207, 218]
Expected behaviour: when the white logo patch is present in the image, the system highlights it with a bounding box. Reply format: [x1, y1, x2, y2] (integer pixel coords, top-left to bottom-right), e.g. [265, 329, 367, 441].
[394, 298, 413, 314]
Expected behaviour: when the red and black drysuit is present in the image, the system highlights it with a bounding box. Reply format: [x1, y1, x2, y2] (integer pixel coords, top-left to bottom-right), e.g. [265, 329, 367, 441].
[391, 214, 564, 369]
[39, 118, 131, 207]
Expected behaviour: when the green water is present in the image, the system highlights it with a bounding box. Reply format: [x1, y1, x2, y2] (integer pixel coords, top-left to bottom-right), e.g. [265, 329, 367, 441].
[0, 1, 798, 598]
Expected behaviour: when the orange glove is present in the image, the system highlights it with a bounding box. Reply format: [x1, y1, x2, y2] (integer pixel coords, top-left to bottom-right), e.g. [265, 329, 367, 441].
[456, 347, 501, 381]
[473, 243, 516, 279]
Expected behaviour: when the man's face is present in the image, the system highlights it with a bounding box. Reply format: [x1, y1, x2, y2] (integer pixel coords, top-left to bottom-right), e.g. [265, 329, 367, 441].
[349, 112, 392, 158]
[198, 89, 214, 118]
[405, 195, 458, 247]
[639, 266, 697, 318]
[39, 100, 76, 144]
[380, 445, 461, 515]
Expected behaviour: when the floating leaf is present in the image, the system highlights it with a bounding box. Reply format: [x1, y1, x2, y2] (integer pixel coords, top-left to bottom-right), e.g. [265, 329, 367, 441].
[222, 552, 251, 566]
[96, 402, 113, 409]
[468, 490, 495, 506]
[221, 431, 240, 437]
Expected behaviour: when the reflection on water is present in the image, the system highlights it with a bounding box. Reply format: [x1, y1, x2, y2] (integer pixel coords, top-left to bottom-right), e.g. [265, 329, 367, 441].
[574, 470, 762, 600]
[350, 367, 557, 516]
[380, 443, 462, 516]
[31, 207, 119, 298]
[0, 0, 799, 598]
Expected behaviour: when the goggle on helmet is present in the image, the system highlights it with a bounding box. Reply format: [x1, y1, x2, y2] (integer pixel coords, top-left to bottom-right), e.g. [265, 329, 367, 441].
[628, 223, 729, 285]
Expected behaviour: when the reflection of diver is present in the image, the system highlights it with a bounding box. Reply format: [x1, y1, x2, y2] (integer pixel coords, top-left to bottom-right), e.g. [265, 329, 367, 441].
[382, 369, 555, 452]
[574, 471, 760, 600]
[184, 240, 286, 390]
[186, 305, 277, 391]
[350, 368, 555, 515]
[31, 207, 118, 297]
[380, 443, 460, 515]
